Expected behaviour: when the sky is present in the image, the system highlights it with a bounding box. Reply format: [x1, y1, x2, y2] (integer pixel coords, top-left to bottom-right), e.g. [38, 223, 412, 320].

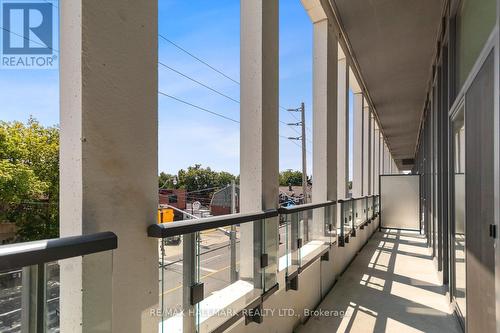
[0, 0, 353, 178]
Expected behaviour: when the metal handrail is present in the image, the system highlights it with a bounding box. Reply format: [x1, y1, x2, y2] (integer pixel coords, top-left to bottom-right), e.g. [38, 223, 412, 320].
[148, 210, 279, 238]
[277, 200, 335, 214]
[148, 196, 379, 239]
[0, 231, 118, 271]
[338, 194, 378, 203]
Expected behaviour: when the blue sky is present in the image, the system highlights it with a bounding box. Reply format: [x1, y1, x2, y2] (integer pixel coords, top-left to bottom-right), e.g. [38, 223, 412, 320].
[1, 0, 353, 178]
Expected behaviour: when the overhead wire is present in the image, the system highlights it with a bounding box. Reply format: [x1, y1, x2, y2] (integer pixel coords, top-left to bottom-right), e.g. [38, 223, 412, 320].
[158, 60, 309, 142]
[158, 91, 312, 155]
[0, 22, 312, 155]
[159, 33, 313, 134]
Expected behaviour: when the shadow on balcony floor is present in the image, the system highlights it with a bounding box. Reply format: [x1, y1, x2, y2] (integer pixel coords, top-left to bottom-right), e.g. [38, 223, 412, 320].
[296, 229, 461, 333]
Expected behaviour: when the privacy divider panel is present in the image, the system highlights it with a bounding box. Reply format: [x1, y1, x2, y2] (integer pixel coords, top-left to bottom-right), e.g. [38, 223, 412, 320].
[380, 175, 421, 230]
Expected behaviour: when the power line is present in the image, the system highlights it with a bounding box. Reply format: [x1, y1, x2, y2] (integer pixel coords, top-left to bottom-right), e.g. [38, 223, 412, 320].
[159, 91, 311, 155]
[158, 91, 239, 124]
[280, 135, 312, 155]
[159, 33, 313, 133]
[158, 61, 239, 104]
[159, 34, 240, 85]
[0, 26, 59, 53]
[1, 22, 310, 137]
[0, 25, 311, 155]
[158, 60, 311, 143]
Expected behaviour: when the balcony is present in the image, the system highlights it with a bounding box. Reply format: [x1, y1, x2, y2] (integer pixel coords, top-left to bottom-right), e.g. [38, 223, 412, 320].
[0, 0, 498, 332]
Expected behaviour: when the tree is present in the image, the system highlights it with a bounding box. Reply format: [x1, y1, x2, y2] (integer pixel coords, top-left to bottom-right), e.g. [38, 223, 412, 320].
[158, 165, 237, 206]
[279, 169, 303, 186]
[159, 172, 177, 189]
[176, 164, 236, 192]
[0, 118, 59, 241]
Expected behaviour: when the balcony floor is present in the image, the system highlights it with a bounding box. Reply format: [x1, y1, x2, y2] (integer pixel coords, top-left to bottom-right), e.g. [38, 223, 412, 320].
[297, 229, 461, 333]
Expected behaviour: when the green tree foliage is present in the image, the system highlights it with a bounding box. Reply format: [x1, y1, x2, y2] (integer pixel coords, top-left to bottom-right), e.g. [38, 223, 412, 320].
[0, 118, 59, 241]
[158, 172, 177, 189]
[178, 164, 236, 192]
[279, 169, 303, 186]
[159, 164, 237, 192]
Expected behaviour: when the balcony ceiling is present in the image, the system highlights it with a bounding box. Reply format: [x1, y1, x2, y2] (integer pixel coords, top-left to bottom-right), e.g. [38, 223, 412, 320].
[332, 0, 444, 163]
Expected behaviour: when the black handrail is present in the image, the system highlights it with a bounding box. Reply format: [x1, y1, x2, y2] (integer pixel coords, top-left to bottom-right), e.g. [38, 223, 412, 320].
[0, 231, 118, 271]
[148, 210, 279, 238]
[338, 194, 378, 203]
[149, 196, 379, 239]
[277, 200, 335, 214]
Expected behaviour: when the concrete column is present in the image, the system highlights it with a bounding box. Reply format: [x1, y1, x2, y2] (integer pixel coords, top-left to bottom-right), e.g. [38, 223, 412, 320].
[371, 115, 376, 194]
[380, 135, 385, 175]
[374, 124, 380, 194]
[311, 16, 338, 238]
[362, 98, 371, 195]
[352, 93, 364, 197]
[384, 143, 390, 174]
[240, 0, 279, 287]
[337, 55, 349, 200]
[59, 0, 158, 332]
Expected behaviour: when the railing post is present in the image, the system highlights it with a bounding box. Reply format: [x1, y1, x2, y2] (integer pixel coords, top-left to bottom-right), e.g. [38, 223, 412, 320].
[182, 234, 197, 332]
[339, 201, 345, 246]
[351, 200, 356, 237]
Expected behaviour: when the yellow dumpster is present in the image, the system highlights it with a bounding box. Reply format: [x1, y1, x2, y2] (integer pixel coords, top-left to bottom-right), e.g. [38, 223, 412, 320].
[157, 208, 174, 223]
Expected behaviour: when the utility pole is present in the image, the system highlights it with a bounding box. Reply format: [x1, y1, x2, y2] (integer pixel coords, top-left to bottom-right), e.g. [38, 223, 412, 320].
[287, 102, 308, 204]
[287, 102, 308, 241]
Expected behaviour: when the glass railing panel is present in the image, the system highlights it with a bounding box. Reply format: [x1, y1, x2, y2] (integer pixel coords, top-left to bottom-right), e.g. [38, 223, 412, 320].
[0, 251, 113, 333]
[301, 207, 330, 264]
[45, 262, 59, 333]
[156, 215, 280, 333]
[0, 268, 22, 333]
[159, 234, 185, 331]
[342, 201, 353, 236]
[326, 204, 337, 244]
[367, 197, 374, 220]
[353, 199, 365, 228]
[262, 216, 279, 293]
[195, 223, 258, 333]
[281, 212, 300, 277]
[363, 198, 368, 224]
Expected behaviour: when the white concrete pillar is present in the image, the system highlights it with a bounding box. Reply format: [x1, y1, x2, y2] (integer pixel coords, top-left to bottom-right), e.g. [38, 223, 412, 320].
[337, 53, 349, 200]
[362, 98, 371, 195]
[374, 124, 380, 194]
[240, 0, 279, 287]
[59, 0, 158, 332]
[380, 135, 385, 175]
[384, 143, 390, 174]
[311, 16, 338, 238]
[352, 93, 364, 197]
[371, 115, 376, 194]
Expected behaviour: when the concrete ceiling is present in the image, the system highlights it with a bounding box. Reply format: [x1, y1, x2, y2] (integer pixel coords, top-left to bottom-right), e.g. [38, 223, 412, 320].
[332, 0, 444, 162]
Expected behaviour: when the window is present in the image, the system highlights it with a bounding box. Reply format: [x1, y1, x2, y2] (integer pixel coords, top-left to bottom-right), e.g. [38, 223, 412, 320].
[456, 0, 496, 88]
